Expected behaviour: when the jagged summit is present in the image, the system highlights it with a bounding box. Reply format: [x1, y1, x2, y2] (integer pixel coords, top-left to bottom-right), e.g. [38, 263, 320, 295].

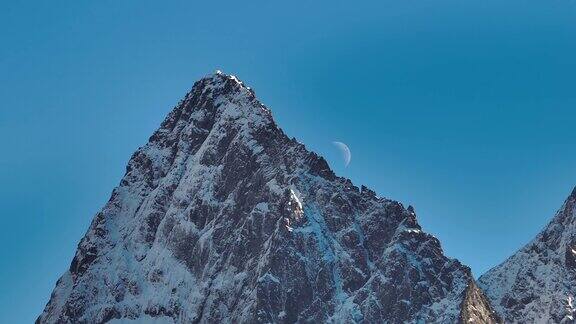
[203, 70, 253, 94]
[213, 70, 250, 89]
[38, 72, 498, 324]
[180, 70, 269, 120]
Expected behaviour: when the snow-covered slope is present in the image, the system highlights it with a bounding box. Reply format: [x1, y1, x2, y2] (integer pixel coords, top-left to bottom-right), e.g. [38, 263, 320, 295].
[38, 71, 499, 324]
[479, 188, 576, 323]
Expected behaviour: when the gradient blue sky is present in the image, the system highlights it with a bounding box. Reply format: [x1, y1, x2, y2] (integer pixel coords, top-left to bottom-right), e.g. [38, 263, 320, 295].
[2, 0, 576, 322]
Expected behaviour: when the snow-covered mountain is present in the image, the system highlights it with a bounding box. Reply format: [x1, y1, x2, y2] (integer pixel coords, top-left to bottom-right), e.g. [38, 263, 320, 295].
[38, 71, 499, 324]
[479, 188, 576, 323]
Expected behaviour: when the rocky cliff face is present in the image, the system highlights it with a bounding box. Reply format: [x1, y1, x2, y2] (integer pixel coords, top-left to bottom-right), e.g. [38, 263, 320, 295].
[479, 188, 576, 323]
[38, 71, 498, 324]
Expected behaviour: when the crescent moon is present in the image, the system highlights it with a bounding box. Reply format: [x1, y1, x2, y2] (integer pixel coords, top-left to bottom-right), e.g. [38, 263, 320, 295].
[332, 141, 351, 167]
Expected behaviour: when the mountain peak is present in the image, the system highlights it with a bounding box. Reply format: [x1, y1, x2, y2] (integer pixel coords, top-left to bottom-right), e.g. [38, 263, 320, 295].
[38, 72, 498, 324]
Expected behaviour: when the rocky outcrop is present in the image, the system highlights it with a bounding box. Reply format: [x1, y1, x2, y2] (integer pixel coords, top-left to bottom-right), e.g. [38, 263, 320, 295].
[459, 280, 501, 323]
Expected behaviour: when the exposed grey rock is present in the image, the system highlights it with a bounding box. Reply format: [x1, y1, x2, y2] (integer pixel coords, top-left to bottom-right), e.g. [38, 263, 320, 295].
[38, 71, 497, 324]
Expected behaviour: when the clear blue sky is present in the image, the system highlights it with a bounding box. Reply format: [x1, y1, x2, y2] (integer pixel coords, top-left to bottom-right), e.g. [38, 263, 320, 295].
[2, 0, 576, 322]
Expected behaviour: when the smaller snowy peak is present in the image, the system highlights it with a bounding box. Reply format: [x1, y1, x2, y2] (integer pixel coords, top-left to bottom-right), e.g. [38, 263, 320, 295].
[479, 186, 576, 323]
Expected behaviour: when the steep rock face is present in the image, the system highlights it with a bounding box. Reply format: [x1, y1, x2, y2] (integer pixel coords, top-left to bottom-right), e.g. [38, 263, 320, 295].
[479, 188, 576, 323]
[38, 72, 497, 324]
[459, 281, 501, 323]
